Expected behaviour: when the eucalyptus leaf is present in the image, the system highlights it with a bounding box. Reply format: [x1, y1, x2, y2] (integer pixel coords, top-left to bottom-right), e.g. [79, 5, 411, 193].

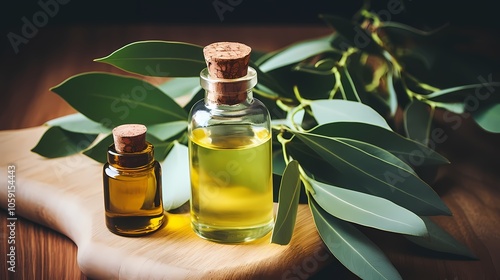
[251, 61, 289, 97]
[146, 133, 175, 161]
[406, 217, 477, 259]
[404, 100, 433, 145]
[271, 160, 301, 245]
[309, 197, 402, 280]
[308, 177, 427, 236]
[182, 87, 205, 112]
[378, 23, 444, 71]
[32, 126, 98, 158]
[432, 102, 465, 114]
[473, 103, 500, 133]
[339, 65, 362, 102]
[161, 142, 191, 211]
[379, 22, 445, 37]
[82, 133, 113, 163]
[425, 82, 500, 103]
[272, 149, 287, 176]
[338, 138, 417, 176]
[287, 137, 342, 183]
[94, 41, 205, 77]
[257, 35, 336, 72]
[294, 132, 451, 215]
[309, 99, 391, 129]
[387, 70, 400, 117]
[294, 67, 337, 100]
[294, 58, 337, 75]
[148, 121, 188, 141]
[342, 53, 371, 103]
[286, 107, 305, 131]
[157, 77, 201, 99]
[319, 14, 384, 55]
[51, 72, 187, 127]
[311, 122, 449, 165]
[46, 113, 111, 134]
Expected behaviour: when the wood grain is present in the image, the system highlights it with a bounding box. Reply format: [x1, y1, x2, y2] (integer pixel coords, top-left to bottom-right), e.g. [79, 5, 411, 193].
[1, 24, 499, 279]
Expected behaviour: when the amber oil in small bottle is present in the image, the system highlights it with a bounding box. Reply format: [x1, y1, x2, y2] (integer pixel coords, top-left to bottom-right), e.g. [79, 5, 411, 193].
[188, 42, 274, 243]
[103, 124, 165, 236]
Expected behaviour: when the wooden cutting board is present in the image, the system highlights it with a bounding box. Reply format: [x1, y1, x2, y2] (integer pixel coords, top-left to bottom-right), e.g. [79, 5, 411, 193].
[0, 126, 332, 279]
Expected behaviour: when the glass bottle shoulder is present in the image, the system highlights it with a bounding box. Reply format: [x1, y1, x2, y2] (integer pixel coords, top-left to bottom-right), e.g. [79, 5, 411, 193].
[188, 98, 270, 130]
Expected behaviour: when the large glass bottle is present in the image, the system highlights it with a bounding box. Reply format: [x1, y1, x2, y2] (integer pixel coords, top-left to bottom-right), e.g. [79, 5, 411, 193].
[188, 42, 274, 243]
[103, 124, 165, 236]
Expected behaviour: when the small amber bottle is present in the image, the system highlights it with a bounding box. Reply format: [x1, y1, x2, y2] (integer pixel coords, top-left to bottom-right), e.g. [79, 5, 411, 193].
[103, 124, 165, 236]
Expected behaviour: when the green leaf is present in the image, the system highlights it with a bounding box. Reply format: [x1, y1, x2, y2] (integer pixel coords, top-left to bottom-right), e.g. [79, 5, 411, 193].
[51, 72, 188, 127]
[271, 160, 301, 245]
[378, 23, 445, 72]
[256, 35, 336, 72]
[319, 14, 383, 55]
[94, 41, 205, 77]
[46, 113, 111, 134]
[309, 99, 391, 129]
[379, 22, 446, 37]
[339, 65, 362, 102]
[309, 197, 402, 280]
[161, 142, 191, 211]
[157, 77, 201, 99]
[146, 133, 175, 161]
[182, 87, 204, 112]
[432, 102, 465, 114]
[294, 58, 337, 75]
[473, 103, 500, 133]
[148, 121, 188, 141]
[32, 126, 98, 158]
[404, 100, 433, 145]
[83, 133, 112, 163]
[251, 61, 289, 97]
[425, 82, 500, 102]
[294, 132, 450, 215]
[294, 67, 337, 100]
[308, 177, 427, 236]
[386, 70, 400, 117]
[272, 148, 287, 176]
[406, 217, 477, 259]
[311, 122, 449, 165]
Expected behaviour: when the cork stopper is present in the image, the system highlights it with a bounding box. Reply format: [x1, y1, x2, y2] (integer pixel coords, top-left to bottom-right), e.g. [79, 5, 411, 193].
[203, 42, 252, 105]
[204, 42, 251, 79]
[112, 124, 147, 153]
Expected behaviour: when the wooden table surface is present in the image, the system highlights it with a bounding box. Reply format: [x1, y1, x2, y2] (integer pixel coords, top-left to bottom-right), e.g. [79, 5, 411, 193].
[1, 23, 500, 279]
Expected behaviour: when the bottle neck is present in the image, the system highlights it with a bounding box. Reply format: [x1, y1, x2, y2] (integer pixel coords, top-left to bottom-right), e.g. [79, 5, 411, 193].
[107, 143, 155, 169]
[204, 89, 254, 109]
[200, 67, 257, 107]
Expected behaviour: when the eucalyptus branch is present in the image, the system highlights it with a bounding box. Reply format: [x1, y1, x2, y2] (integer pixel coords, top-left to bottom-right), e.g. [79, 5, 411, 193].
[277, 131, 293, 165]
[254, 87, 294, 103]
[330, 67, 341, 99]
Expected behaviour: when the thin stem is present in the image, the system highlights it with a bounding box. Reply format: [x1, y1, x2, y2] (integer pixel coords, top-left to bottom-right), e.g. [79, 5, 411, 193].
[330, 67, 341, 99]
[297, 165, 315, 195]
[253, 88, 294, 103]
[277, 131, 292, 166]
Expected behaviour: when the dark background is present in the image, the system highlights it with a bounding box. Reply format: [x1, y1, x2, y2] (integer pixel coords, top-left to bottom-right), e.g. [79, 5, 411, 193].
[2, 0, 499, 28]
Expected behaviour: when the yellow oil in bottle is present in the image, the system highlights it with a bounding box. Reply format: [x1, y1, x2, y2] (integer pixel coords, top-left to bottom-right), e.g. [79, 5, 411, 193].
[189, 126, 274, 243]
[103, 161, 165, 236]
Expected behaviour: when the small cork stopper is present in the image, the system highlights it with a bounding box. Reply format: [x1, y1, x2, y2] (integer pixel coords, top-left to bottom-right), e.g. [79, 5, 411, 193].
[112, 124, 147, 153]
[203, 42, 251, 79]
